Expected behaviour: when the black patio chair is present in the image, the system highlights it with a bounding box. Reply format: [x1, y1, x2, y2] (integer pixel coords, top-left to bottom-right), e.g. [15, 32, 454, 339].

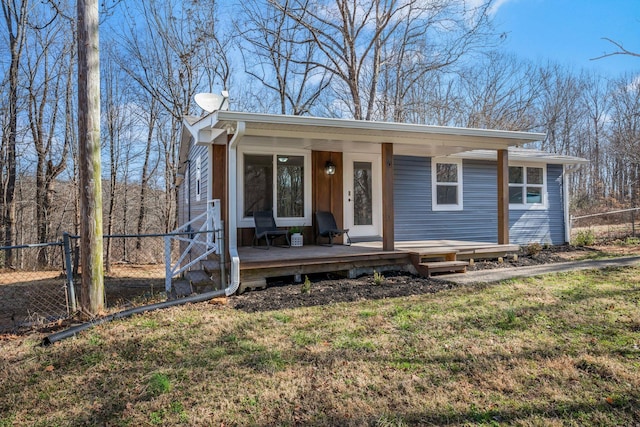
[252, 210, 290, 249]
[315, 211, 351, 246]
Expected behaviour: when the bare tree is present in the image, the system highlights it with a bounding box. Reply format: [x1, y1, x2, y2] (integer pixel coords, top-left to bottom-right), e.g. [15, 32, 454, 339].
[238, 0, 331, 115]
[460, 52, 540, 131]
[592, 37, 640, 60]
[136, 94, 159, 249]
[270, 0, 495, 120]
[402, 72, 464, 126]
[24, 4, 74, 265]
[579, 73, 609, 201]
[113, 0, 230, 230]
[1, 0, 29, 266]
[102, 52, 127, 271]
[536, 63, 586, 155]
[608, 74, 640, 202]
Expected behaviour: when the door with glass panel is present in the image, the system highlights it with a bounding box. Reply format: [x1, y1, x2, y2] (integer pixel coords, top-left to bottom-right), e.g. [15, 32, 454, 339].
[343, 153, 381, 238]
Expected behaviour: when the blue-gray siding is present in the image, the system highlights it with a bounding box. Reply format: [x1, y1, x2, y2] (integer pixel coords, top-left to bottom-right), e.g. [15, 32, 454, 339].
[509, 164, 565, 245]
[393, 156, 565, 244]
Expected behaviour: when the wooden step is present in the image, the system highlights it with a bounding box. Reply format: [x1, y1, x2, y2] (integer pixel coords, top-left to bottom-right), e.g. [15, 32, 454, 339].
[420, 260, 468, 276]
[185, 269, 221, 293]
[172, 278, 193, 298]
[457, 244, 521, 260]
[201, 259, 221, 273]
[410, 250, 458, 264]
[185, 269, 214, 285]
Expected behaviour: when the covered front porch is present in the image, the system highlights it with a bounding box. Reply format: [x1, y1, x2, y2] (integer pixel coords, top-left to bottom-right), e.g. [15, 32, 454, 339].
[180, 111, 547, 294]
[235, 240, 520, 293]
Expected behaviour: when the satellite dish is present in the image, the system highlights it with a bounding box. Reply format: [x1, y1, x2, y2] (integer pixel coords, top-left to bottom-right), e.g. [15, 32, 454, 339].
[194, 92, 228, 113]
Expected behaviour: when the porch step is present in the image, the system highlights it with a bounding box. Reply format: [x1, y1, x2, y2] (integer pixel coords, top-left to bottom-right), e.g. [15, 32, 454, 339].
[419, 260, 468, 277]
[185, 269, 221, 293]
[410, 250, 459, 263]
[201, 259, 221, 273]
[409, 250, 468, 277]
[172, 278, 193, 298]
[457, 244, 521, 260]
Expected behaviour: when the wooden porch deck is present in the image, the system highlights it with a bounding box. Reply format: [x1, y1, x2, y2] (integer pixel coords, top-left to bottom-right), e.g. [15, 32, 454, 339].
[235, 240, 520, 292]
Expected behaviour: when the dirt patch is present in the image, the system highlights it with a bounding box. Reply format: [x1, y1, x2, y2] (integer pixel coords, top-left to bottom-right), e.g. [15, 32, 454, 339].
[229, 244, 639, 313]
[466, 244, 597, 270]
[230, 271, 456, 312]
[0, 264, 165, 334]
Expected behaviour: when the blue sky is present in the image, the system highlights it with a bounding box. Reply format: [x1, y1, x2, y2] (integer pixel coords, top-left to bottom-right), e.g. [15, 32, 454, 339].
[492, 0, 640, 77]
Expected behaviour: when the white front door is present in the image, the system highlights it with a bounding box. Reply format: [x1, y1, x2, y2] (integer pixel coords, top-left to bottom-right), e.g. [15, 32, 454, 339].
[343, 153, 382, 239]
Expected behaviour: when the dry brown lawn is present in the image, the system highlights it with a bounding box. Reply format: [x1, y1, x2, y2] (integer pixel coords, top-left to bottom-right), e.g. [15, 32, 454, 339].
[1, 264, 639, 426]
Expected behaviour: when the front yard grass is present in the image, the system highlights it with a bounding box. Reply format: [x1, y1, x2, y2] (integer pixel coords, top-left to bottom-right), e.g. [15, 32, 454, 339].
[1, 266, 639, 426]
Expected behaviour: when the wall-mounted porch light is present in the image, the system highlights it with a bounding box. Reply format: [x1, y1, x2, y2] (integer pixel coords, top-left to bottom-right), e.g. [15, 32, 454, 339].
[325, 160, 336, 175]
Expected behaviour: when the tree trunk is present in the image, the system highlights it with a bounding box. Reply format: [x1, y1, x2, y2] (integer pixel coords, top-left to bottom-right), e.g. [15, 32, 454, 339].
[136, 100, 157, 250]
[1, 0, 29, 267]
[77, 0, 104, 316]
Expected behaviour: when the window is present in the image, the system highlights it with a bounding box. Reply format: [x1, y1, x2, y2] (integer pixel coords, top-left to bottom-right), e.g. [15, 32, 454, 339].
[509, 165, 546, 208]
[276, 155, 304, 217]
[432, 158, 463, 211]
[242, 152, 306, 222]
[244, 154, 273, 216]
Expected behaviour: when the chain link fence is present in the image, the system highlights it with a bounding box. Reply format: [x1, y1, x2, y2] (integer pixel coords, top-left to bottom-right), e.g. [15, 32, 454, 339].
[71, 234, 172, 310]
[0, 242, 70, 333]
[571, 207, 639, 243]
[0, 233, 188, 334]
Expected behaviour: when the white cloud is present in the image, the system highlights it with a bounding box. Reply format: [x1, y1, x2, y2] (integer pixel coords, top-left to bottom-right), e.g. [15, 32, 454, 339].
[489, 0, 514, 15]
[466, 0, 515, 16]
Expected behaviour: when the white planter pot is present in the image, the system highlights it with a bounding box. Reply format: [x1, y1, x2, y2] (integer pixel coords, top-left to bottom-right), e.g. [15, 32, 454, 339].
[291, 233, 303, 247]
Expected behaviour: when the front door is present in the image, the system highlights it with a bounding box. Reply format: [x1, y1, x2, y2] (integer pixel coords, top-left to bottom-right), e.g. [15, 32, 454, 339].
[344, 153, 381, 239]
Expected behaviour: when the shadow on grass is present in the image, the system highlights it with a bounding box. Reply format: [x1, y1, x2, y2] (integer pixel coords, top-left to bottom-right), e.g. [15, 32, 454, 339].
[5, 266, 639, 425]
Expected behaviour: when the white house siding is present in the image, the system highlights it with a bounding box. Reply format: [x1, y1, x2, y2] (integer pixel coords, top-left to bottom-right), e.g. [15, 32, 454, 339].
[393, 156, 566, 244]
[177, 143, 210, 260]
[186, 144, 209, 232]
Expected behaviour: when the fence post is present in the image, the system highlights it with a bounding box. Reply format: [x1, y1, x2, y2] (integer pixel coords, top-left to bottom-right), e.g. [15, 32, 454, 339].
[165, 235, 172, 295]
[62, 232, 77, 313]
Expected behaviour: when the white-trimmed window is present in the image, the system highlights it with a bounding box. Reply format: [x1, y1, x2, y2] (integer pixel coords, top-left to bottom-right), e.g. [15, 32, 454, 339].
[508, 164, 546, 209]
[432, 158, 463, 211]
[239, 148, 311, 227]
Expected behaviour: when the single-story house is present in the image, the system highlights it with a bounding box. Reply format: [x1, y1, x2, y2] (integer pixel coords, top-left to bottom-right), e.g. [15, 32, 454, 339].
[177, 111, 586, 293]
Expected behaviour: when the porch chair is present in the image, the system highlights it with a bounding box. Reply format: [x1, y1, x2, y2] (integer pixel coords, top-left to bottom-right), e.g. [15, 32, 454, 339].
[315, 211, 351, 246]
[252, 210, 290, 249]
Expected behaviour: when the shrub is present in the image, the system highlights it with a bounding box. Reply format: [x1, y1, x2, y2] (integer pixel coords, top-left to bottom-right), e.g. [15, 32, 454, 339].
[301, 275, 311, 294]
[373, 270, 385, 285]
[525, 243, 542, 256]
[573, 229, 596, 246]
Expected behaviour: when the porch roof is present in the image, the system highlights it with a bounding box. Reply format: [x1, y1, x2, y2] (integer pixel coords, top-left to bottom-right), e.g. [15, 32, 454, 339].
[452, 147, 588, 165]
[186, 111, 546, 157]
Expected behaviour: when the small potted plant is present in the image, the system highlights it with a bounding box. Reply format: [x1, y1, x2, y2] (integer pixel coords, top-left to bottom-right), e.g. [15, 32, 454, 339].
[290, 226, 303, 247]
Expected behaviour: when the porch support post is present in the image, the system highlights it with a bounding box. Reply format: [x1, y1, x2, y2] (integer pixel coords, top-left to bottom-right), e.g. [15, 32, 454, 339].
[382, 143, 394, 251]
[497, 149, 509, 244]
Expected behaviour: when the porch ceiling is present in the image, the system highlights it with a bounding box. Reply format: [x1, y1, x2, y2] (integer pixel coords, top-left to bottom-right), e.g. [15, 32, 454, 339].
[200, 111, 545, 155]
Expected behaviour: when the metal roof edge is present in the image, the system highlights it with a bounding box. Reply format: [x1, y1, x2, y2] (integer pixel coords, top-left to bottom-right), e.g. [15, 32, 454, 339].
[210, 111, 546, 143]
[449, 148, 588, 165]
